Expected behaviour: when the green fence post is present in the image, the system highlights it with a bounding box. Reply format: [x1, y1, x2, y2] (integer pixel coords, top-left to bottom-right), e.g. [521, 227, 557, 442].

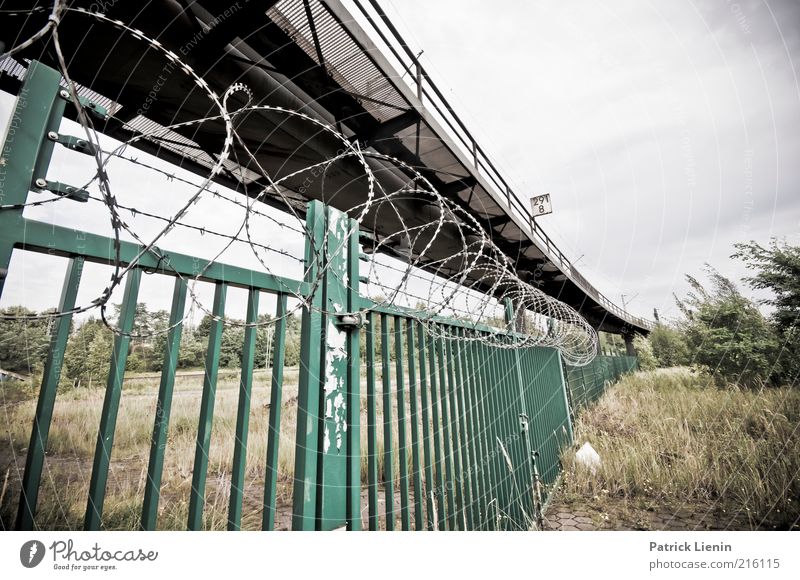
[427, 328, 445, 530]
[444, 336, 466, 529]
[228, 287, 260, 530]
[0, 61, 65, 297]
[452, 330, 475, 530]
[365, 311, 379, 530]
[436, 336, 456, 530]
[292, 201, 355, 530]
[394, 316, 411, 530]
[406, 321, 424, 529]
[380, 314, 395, 530]
[141, 276, 188, 530]
[187, 280, 227, 530]
[85, 268, 142, 530]
[466, 335, 489, 529]
[292, 201, 325, 530]
[16, 257, 83, 530]
[262, 293, 288, 531]
[345, 217, 361, 531]
[416, 321, 436, 530]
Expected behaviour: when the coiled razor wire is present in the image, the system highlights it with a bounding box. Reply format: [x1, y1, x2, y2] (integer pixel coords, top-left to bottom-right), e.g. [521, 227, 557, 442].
[0, 4, 598, 366]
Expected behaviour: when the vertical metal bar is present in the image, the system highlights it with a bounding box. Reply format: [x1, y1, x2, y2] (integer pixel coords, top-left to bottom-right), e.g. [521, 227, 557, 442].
[489, 344, 510, 528]
[444, 336, 465, 529]
[454, 329, 477, 530]
[427, 328, 445, 530]
[365, 311, 379, 530]
[415, 62, 422, 101]
[85, 268, 142, 530]
[16, 257, 83, 530]
[317, 207, 351, 530]
[469, 336, 490, 529]
[292, 200, 325, 530]
[380, 314, 395, 530]
[141, 276, 187, 531]
[486, 342, 504, 530]
[496, 345, 517, 527]
[556, 351, 574, 444]
[187, 280, 227, 531]
[475, 340, 493, 529]
[0, 61, 65, 298]
[508, 345, 529, 527]
[227, 287, 260, 530]
[262, 294, 288, 531]
[416, 321, 435, 530]
[436, 337, 456, 530]
[393, 316, 410, 530]
[406, 321, 424, 529]
[519, 347, 540, 522]
[345, 218, 361, 531]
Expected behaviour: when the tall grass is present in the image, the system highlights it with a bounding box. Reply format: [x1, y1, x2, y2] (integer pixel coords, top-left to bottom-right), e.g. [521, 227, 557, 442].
[0, 363, 430, 530]
[559, 367, 800, 528]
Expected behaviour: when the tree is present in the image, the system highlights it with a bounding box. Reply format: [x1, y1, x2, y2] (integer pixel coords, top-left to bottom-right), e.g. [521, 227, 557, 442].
[675, 268, 780, 387]
[648, 324, 690, 367]
[63, 318, 113, 389]
[633, 334, 657, 370]
[0, 306, 52, 374]
[734, 239, 800, 385]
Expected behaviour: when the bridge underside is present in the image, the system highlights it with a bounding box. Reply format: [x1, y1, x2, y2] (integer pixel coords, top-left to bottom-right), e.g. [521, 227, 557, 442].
[0, 0, 649, 336]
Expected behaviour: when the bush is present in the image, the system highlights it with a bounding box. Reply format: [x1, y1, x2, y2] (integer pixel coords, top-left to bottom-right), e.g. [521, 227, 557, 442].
[648, 324, 689, 367]
[633, 335, 657, 370]
[676, 269, 781, 387]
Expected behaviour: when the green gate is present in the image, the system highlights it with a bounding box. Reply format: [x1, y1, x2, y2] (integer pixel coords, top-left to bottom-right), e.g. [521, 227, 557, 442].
[0, 61, 637, 531]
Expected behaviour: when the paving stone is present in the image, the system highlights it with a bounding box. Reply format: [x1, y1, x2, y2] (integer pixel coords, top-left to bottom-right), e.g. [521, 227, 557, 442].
[576, 523, 595, 531]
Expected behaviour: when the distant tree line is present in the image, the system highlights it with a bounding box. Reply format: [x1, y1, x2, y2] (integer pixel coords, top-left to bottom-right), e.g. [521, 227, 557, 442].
[2, 239, 797, 389]
[0, 303, 302, 389]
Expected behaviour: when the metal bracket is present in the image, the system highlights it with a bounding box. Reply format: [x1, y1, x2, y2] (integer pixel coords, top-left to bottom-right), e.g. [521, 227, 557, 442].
[34, 179, 89, 203]
[58, 89, 109, 121]
[334, 311, 364, 329]
[47, 131, 98, 156]
[519, 412, 529, 433]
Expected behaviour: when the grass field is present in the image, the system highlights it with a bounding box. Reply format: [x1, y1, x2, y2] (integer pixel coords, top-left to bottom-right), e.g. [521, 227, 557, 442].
[0, 365, 416, 531]
[3, 366, 797, 530]
[554, 367, 800, 530]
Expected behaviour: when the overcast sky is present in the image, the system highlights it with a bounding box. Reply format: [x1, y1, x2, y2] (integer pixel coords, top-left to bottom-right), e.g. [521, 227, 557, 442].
[365, 0, 800, 320]
[1, 0, 798, 325]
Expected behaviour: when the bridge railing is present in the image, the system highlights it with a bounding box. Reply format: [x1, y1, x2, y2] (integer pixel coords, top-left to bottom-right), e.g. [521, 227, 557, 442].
[341, 0, 653, 331]
[0, 61, 638, 532]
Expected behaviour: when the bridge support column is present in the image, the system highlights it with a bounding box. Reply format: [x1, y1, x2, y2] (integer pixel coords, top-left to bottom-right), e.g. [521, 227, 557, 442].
[624, 334, 637, 357]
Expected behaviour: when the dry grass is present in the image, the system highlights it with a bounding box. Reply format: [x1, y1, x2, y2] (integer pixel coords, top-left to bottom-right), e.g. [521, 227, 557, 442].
[0, 363, 428, 530]
[558, 367, 800, 529]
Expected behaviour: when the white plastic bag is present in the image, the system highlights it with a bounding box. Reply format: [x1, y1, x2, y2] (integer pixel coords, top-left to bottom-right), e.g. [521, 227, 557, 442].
[575, 442, 601, 474]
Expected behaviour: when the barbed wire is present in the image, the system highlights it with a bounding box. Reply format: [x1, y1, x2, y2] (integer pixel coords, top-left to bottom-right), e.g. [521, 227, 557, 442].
[0, 3, 598, 365]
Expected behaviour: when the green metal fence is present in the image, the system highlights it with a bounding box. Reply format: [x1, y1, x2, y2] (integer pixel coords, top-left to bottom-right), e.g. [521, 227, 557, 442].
[563, 356, 639, 417]
[1, 61, 637, 531]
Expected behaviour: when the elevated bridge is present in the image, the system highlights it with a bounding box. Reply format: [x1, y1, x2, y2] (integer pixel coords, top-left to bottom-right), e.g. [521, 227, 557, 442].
[0, 0, 652, 338]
